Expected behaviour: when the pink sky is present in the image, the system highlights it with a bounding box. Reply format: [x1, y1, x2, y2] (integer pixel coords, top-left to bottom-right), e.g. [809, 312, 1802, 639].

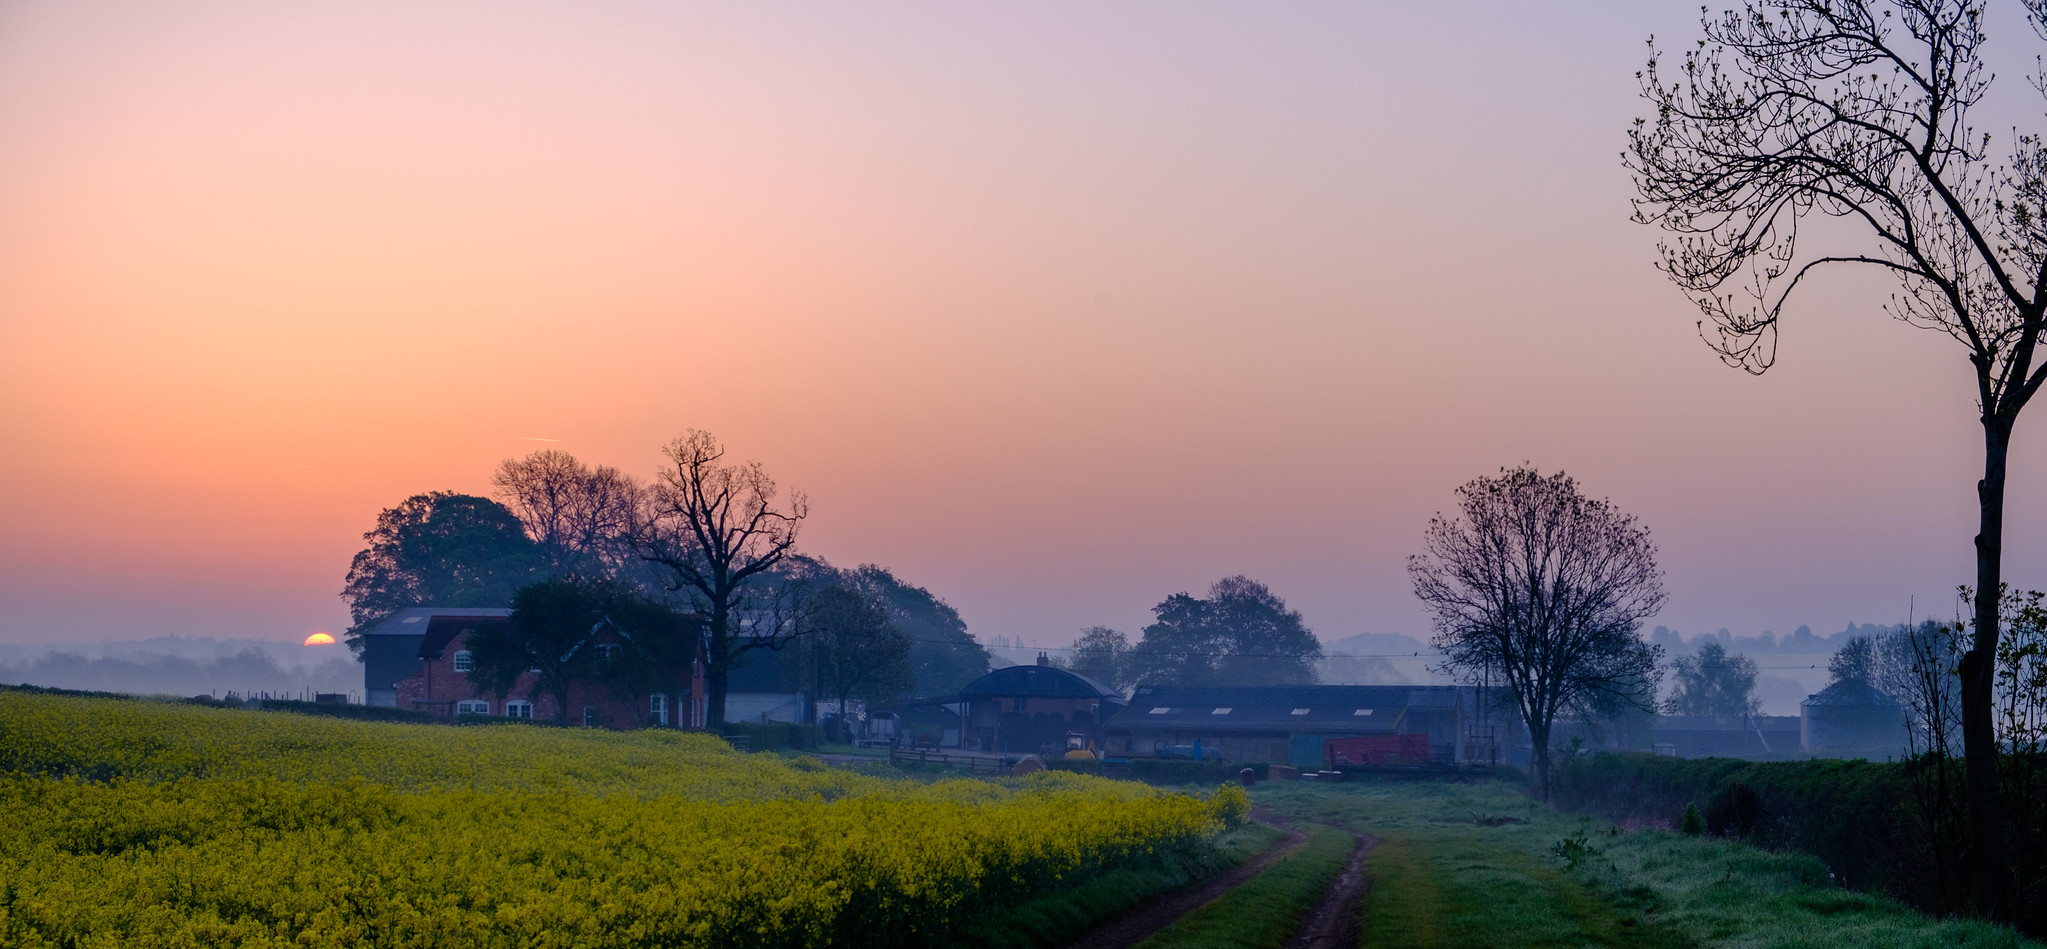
[2, 2, 2043, 651]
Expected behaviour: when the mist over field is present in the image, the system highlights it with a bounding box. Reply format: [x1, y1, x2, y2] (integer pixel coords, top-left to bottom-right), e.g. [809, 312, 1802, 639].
[0, 637, 359, 699]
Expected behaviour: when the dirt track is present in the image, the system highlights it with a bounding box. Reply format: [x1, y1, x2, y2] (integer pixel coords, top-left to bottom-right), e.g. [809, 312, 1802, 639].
[1283, 832, 1376, 949]
[1059, 814, 1376, 949]
[1058, 817, 1306, 949]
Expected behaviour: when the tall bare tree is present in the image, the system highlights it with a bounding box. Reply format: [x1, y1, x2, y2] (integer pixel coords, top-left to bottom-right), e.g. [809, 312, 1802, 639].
[1409, 467, 1665, 801]
[1628, 1, 2047, 911]
[637, 430, 808, 727]
[492, 449, 643, 578]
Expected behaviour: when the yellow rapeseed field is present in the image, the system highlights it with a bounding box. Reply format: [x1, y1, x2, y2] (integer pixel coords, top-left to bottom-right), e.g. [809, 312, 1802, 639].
[0, 690, 1237, 948]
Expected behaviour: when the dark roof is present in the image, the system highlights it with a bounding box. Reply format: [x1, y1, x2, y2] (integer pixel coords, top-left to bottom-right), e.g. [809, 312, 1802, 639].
[1802, 680, 1898, 708]
[418, 614, 515, 660]
[956, 664, 1124, 702]
[1106, 685, 1465, 734]
[1655, 715, 1800, 734]
[1126, 684, 1462, 709]
[364, 607, 512, 638]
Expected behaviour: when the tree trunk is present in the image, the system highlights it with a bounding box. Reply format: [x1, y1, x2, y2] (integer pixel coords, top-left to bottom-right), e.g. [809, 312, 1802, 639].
[1528, 717, 1552, 804]
[1965, 416, 2013, 919]
[705, 604, 730, 728]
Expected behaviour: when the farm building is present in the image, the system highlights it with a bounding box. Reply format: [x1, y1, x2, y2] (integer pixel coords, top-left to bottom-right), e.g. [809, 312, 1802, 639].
[889, 656, 1124, 754]
[361, 608, 510, 708]
[1801, 679, 1906, 757]
[366, 606, 813, 729]
[1648, 714, 1802, 758]
[1103, 685, 1471, 767]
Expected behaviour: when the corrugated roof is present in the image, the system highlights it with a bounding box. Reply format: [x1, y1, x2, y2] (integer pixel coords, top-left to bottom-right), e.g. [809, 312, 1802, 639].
[1110, 703, 1404, 734]
[1124, 684, 1461, 709]
[957, 664, 1124, 702]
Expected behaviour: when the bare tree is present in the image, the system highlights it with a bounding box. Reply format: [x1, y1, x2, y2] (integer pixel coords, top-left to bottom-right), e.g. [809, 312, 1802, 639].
[1629, 1, 2047, 912]
[492, 450, 643, 578]
[637, 430, 808, 727]
[1409, 467, 1665, 801]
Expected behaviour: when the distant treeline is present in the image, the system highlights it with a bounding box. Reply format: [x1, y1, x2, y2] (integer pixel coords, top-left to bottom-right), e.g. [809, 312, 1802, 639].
[1649, 622, 1908, 656]
[0, 650, 361, 699]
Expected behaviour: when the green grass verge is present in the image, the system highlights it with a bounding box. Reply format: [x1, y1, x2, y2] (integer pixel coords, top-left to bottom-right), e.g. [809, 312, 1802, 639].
[1247, 780, 2036, 949]
[1131, 823, 1356, 949]
[956, 822, 1288, 949]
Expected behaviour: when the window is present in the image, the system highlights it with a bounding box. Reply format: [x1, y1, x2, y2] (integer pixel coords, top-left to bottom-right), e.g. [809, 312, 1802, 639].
[650, 693, 668, 727]
[582, 706, 597, 727]
[452, 650, 473, 673]
[1148, 707, 1171, 715]
[1353, 709, 1373, 716]
[456, 699, 489, 715]
[1291, 708, 1311, 716]
[505, 701, 533, 719]
[402, 615, 423, 624]
[1211, 707, 1232, 715]
[595, 643, 620, 663]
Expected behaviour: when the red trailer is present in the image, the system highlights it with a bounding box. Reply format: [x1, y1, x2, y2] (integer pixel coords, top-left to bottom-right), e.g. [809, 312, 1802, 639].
[1324, 733, 1430, 766]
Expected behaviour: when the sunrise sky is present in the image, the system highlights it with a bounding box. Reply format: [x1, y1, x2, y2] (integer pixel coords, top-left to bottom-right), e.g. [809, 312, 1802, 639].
[3, 1, 2043, 652]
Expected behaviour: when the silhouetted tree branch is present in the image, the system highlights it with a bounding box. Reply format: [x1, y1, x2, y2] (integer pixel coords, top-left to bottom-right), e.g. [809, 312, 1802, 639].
[1409, 467, 1664, 802]
[1629, 1, 2047, 913]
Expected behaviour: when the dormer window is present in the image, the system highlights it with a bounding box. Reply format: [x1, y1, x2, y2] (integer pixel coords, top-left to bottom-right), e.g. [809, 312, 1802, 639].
[595, 643, 621, 662]
[452, 650, 473, 672]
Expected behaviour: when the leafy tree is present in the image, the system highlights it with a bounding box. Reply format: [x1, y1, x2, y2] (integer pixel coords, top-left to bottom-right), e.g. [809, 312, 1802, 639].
[479, 577, 607, 723]
[1831, 635, 1880, 691]
[1666, 640, 1761, 717]
[1409, 467, 1665, 801]
[840, 564, 991, 696]
[1129, 576, 1321, 687]
[804, 584, 913, 737]
[638, 430, 809, 727]
[339, 492, 544, 654]
[491, 450, 644, 580]
[1629, 0, 2047, 912]
[592, 589, 700, 727]
[1059, 626, 1133, 690]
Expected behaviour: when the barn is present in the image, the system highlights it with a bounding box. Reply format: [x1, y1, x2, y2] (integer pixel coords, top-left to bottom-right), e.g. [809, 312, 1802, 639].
[1103, 684, 1471, 767]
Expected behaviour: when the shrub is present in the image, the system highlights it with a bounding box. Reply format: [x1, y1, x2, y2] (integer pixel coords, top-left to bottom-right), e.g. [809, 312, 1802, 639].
[1680, 802, 1704, 836]
[1209, 783, 1252, 828]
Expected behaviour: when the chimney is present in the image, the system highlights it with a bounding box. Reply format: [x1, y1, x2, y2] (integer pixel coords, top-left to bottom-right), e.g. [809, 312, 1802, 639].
[1037, 651, 1050, 667]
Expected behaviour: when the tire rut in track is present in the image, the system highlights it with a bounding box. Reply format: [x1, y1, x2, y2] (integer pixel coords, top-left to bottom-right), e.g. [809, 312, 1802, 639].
[1058, 816, 1306, 949]
[1282, 831, 1376, 949]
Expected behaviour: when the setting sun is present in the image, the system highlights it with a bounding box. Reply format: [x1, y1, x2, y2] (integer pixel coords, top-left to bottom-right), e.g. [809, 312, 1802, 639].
[302, 632, 336, 646]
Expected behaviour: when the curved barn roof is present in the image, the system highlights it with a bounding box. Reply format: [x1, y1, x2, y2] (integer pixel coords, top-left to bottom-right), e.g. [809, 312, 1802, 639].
[958, 664, 1123, 702]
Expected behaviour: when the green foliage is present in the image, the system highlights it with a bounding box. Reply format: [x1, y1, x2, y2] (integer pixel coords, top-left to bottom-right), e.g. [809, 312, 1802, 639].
[1551, 753, 1924, 897]
[1129, 576, 1320, 688]
[1208, 783, 1252, 829]
[1552, 830, 1600, 870]
[339, 492, 543, 651]
[1665, 640, 1760, 716]
[1259, 779, 2031, 949]
[843, 564, 991, 696]
[1679, 801, 1704, 836]
[806, 583, 915, 715]
[1056, 626, 1133, 690]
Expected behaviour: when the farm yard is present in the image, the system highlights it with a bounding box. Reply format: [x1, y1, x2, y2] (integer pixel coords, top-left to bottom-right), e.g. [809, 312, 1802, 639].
[2, 687, 2038, 949]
